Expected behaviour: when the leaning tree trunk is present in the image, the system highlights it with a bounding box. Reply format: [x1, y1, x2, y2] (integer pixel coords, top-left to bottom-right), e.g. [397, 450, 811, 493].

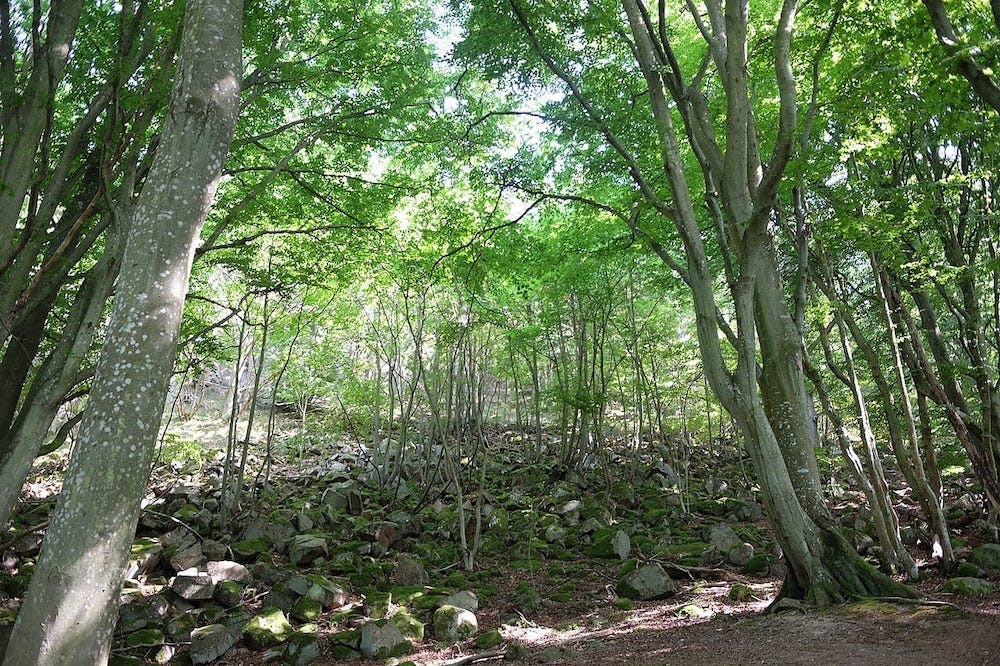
[2, 0, 243, 662]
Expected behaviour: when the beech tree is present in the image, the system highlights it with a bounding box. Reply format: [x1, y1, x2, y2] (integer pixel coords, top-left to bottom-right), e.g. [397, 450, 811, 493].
[2, 0, 243, 661]
[456, 0, 917, 602]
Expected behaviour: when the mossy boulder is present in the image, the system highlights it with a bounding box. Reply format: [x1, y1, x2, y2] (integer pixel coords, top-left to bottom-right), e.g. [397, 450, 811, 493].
[728, 583, 754, 602]
[616, 561, 677, 600]
[944, 576, 995, 596]
[232, 538, 270, 562]
[391, 608, 425, 641]
[968, 543, 1000, 572]
[291, 596, 323, 622]
[475, 629, 504, 649]
[433, 604, 478, 644]
[125, 628, 164, 647]
[243, 608, 293, 649]
[190, 624, 242, 664]
[283, 631, 321, 666]
[955, 561, 984, 577]
[359, 619, 412, 659]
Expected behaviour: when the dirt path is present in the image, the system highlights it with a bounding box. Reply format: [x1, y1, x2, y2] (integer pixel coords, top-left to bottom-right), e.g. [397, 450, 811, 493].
[397, 593, 1000, 666]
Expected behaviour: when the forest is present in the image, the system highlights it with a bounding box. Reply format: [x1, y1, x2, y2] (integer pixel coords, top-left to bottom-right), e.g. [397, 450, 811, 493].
[0, 0, 999, 664]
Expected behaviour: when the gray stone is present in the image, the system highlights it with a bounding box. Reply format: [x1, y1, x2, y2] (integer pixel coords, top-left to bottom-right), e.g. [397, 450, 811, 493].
[544, 524, 566, 543]
[433, 604, 478, 644]
[201, 539, 228, 561]
[283, 631, 321, 665]
[969, 543, 1000, 572]
[617, 562, 678, 600]
[612, 530, 631, 560]
[190, 624, 241, 664]
[214, 580, 244, 607]
[944, 576, 995, 596]
[392, 554, 428, 586]
[727, 542, 755, 567]
[703, 523, 741, 552]
[171, 569, 215, 600]
[440, 590, 478, 612]
[288, 534, 328, 567]
[169, 542, 206, 573]
[286, 573, 348, 608]
[206, 560, 250, 584]
[359, 619, 412, 659]
[243, 608, 293, 649]
[125, 538, 163, 580]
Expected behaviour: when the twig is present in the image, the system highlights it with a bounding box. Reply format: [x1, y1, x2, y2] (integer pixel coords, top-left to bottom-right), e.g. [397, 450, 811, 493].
[0, 519, 50, 551]
[444, 649, 506, 665]
[141, 510, 203, 540]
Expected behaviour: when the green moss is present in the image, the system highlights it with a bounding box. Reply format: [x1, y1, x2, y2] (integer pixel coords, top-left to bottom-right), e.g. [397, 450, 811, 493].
[613, 598, 633, 611]
[243, 608, 293, 649]
[474, 629, 504, 649]
[728, 583, 753, 602]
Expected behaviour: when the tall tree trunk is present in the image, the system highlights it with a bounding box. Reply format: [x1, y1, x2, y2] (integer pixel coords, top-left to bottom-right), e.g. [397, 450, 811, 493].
[2, 0, 242, 661]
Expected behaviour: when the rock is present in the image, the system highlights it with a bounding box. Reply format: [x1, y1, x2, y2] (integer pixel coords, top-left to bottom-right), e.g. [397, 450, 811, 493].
[125, 628, 164, 647]
[359, 619, 412, 659]
[968, 543, 1000, 572]
[544, 524, 566, 544]
[391, 608, 425, 641]
[363, 591, 392, 619]
[616, 561, 678, 600]
[214, 580, 244, 607]
[728, 583, 754, 602]
[165, 611, 197, 641]
[475, 629, 504, 649]
[612, 530, 631, 560]
[295, 513, 314, 532]
[232, 538, 270, 562]
[288, 534, 328, 567]
[169, 542, 206, 572]
[743, 553, 771, 575]
[677, 603, 712, 619]
[433, 605, 478, 644]
[201, 539, 228, 561]
[262, 584, 297, 613]
[171, 569, 215, 600]
[190, 624, 241, 664]
[727, 542, 755, 567]
[956, 561, 984, 577]
[586, 528, 626, 559]
[291, 596, 323, 622]
[206, 560, 250, 584]
[392, 554, 428, 586]
[440, 590, 478, 612]
[703, 523, 741, 552]
[125, 538, 163, 580]
[283, 631, 321, 666]
[243, 608, 293, 649]
[944, 576, 995, 596]
[322, 482, 364, 516]
[286, 573, 348, 608]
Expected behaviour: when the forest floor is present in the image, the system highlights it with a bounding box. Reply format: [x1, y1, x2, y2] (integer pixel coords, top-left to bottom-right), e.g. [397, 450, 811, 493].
[4, 415, 1000, 665]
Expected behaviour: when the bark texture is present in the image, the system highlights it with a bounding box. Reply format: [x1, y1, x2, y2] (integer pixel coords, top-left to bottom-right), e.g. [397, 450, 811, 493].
[1, 0, 243, 662]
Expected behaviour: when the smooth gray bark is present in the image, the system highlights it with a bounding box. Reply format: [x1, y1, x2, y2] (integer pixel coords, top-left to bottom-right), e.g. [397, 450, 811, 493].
[2, 0, 243, 662]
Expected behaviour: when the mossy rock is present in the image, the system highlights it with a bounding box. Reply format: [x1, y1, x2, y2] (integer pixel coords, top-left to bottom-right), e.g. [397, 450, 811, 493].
[214, 580, 244, 607]
[363, 590, 392, 619]
[968, 543, 1000, 572]
[742, 553, 772, 575]
[474, 629, 504, 649]
[433, 604, 478, 644]
[944, 576, 995, 596]
[391, 608, 425, 641]
[291, 596, 323, 622]
[613, 598, 634, 611]
[955, 561, 983, 577]
[243, 608, 293, 649]
[232, 538, 270, 562]
[728, 583, 754, 602]
[125, 628, 165, 647]
[390, 585, 425, 605]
